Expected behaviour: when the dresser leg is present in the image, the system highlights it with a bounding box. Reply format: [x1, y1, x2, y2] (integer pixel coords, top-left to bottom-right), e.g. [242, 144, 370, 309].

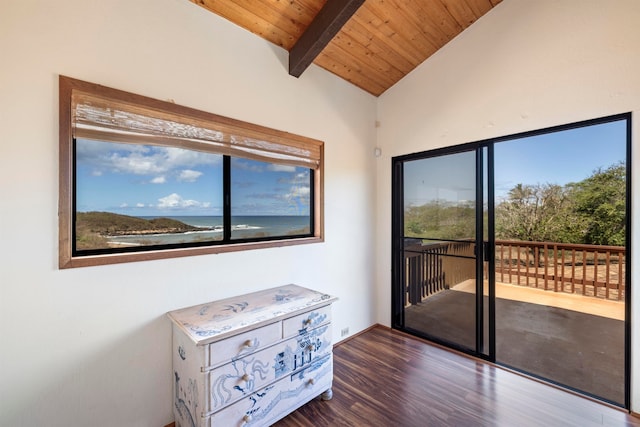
[321, 388, 333, 401]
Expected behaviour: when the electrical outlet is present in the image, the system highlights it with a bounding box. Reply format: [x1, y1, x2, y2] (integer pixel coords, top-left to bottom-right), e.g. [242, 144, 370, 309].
[341, 327, 349, 337]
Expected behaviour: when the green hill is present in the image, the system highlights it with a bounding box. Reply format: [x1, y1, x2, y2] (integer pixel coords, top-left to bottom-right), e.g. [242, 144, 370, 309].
[77, 211, 202, 235]
[75, 212, 203, 250]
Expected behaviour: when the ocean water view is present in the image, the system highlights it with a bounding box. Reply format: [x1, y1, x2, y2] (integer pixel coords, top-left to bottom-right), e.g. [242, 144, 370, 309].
[106, 215, 311, 246]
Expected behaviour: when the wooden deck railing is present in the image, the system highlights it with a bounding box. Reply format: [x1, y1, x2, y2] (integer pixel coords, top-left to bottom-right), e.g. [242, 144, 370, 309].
[404, 239, 625, 306]
[495, 240, 625, 301]
[404, 240, 475, 306]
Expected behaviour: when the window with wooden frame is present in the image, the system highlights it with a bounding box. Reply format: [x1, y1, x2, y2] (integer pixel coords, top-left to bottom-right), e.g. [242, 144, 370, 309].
[59, 76, 324, 268]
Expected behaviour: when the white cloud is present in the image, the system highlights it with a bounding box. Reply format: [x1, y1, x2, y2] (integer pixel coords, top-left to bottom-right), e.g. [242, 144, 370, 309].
[268, 164, 296, 173]
[164, 147, 214, 167]
[178, 169, 203, 182]
[290, 186, 310, 197]
[277, 185, 310, 201]
[120, 203, 128, 208]
[278, 171, 310, 186]
[112, 152, 165, 175]
[76, 139, 221, 177]
[233, 161, 298, 174]
[157, 193, 210, 209]
[136, 203, 145, 208]
[151, 176, 166, 184]
[158, 193, 182, 208]
[232, 159, 264, 172]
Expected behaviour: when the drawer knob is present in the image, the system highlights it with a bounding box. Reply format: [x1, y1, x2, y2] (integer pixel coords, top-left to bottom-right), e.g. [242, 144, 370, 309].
[303, 318, 312, 326]
[307, 344, 315, 351]
[243, 414, 252, 423]
[244, 339, 255, 348]
[308, 378, 315, 386]
[241, 373, 251, 382]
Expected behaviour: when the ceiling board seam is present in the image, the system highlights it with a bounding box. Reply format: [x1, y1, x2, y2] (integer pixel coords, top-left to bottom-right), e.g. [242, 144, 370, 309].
[344, 17, 416, 74]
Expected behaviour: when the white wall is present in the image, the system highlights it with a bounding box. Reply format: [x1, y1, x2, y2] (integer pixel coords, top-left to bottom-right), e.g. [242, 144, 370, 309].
[5, 0, 639, 423]
[376, 0, 640, 411]
[0, 1, 377, 426]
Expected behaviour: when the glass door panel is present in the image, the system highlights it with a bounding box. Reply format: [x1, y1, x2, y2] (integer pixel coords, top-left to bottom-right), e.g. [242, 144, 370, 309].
[493, 119, 627, 405]
[402, 151, 478, 352]
[482, 146, 491, 358]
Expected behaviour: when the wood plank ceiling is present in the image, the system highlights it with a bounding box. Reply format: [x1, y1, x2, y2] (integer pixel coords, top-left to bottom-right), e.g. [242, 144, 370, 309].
[191, 0, 502, 96]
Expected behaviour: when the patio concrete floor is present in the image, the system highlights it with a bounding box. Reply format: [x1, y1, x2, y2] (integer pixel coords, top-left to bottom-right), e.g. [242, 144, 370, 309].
[404, 283, 626, 405]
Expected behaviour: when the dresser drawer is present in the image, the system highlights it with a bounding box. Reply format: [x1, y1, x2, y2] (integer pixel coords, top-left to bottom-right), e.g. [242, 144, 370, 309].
[208, 353, 333, 427]
[208, 322, 281, 368]
[282, 305, 332, 338]
[207, 323, 332, 413]
[169, 285, 337, 427]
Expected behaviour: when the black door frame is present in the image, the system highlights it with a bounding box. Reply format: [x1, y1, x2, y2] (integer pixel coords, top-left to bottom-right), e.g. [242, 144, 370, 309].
[392, 142, 488, 357]
[391, 113, 631, 409]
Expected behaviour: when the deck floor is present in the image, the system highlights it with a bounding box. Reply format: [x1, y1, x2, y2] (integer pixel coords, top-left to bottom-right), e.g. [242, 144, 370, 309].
[454, 279, 625, 320]
[404, 286, 626, 405]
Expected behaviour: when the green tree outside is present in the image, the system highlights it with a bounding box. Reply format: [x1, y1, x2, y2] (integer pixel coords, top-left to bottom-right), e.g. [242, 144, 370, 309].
[405, 162, 626, 246]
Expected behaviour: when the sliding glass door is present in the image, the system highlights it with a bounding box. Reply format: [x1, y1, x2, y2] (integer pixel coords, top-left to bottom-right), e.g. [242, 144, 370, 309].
[393, 148, 485, 353]
[391, 114, 630, 407]
[492, 119, 628, 406]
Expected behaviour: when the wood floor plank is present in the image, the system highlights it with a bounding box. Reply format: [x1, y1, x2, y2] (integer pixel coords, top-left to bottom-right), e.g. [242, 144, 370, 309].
[273, 325, 640, 427]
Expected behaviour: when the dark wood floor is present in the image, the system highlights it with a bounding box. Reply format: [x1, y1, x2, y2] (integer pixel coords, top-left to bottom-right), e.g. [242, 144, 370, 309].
[273, 325, 640, 427]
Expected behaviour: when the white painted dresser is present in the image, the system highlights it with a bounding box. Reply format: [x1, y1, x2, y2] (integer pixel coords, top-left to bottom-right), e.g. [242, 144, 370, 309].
[167, 284, 337, 427]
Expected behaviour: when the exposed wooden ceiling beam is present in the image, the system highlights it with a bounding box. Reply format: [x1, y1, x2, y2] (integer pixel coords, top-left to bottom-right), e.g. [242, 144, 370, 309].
[289, 0, 366, 78]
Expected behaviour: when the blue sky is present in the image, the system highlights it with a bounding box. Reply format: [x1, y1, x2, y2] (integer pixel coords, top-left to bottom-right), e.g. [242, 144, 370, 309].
[493, 120, 626, 200]
[404, 119, 627, 206]
[75, 139, 311, 216]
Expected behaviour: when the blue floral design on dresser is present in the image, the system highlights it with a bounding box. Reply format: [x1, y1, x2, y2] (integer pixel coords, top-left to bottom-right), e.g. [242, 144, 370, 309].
[178, 345, 186, 361]
[274, 289, 295, 303]
[167, 285, 336, 346]
[297, 310, 328, 335]
[210, 356, 271, 409]
[242, 355, 332, 426]
[274, 324, 330, 378]
[174, 372, 198, 427]
[223, 302, 249, 313]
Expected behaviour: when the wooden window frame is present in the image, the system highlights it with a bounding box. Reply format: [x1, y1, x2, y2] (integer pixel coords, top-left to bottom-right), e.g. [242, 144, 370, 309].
[59, 76, 324, 269]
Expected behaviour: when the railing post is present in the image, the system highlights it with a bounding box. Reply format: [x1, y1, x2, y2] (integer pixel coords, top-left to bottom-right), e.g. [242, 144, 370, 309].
[605, 251, 611, 300]
[526, 247, 530, 287]
[409, 252, 421, 305]
[543, 244, 549, 291]
[561, 248, 566, 293]
[594, 250, 599, 297]
[619, 250, 624, 300]
[533, 246, 540, 289]
[553, 244, 558, 293]
[582, 249, 587, 295]
[571, 249, 576, 294]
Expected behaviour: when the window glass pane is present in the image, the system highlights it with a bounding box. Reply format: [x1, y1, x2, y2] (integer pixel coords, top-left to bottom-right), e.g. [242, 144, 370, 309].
[75, 139, 223, 252]
[230, 158, 312, 239]
[61, 76, 323, 268]
[403, 151, 476, 241]
[402, 151, 478, 351]
[494, 119, 627, 405]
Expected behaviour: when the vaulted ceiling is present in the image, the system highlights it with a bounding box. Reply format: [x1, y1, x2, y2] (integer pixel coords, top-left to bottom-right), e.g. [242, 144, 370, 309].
[191, 0, 502, 96]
